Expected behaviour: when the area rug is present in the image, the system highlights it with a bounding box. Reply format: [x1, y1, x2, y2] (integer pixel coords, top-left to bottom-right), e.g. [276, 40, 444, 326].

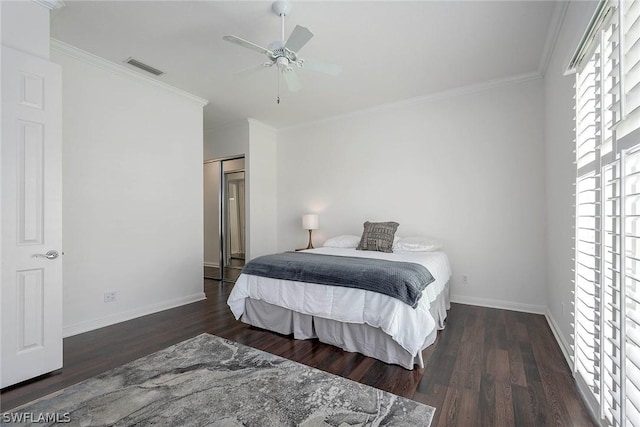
[7, 334, 435, 426]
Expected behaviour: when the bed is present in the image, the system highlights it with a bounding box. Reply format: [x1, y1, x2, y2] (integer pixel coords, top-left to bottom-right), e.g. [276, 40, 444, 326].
[227, 245, 452, 370]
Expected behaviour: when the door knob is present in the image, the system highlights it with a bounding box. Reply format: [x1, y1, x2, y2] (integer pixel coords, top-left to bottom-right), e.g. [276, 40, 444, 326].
[33, 250, 59, 260]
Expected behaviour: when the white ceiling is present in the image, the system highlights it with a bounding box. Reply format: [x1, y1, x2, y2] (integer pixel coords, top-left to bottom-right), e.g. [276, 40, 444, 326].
[50, 1, 560, 130]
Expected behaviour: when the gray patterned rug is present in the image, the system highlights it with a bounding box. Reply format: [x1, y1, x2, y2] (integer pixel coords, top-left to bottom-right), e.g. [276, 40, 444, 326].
[7, 334, 435, 426]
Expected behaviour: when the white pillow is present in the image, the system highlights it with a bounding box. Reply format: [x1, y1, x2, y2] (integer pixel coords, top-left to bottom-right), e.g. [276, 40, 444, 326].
[393, 236, 443, 252]
[323, 235, 361, 248]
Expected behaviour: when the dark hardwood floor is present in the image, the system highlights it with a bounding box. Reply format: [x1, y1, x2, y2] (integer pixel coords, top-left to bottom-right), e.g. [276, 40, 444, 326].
[204, 266, 242, 281]
[1, 279, 596, 426]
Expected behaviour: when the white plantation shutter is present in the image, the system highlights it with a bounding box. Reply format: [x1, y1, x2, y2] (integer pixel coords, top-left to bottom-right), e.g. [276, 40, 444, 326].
[623, 0, 640, 117]
[575, 47, 603, 399]
[602, 146, 640, 426]
[603, 160, 622, 424]
[623, 145, 640, 426]
[577, 52, 601, 171]
[619, 0, 640, 138]
[603, 14, 619, 157]
[573, 1, 640, 425]
[575, 171, 602, 399]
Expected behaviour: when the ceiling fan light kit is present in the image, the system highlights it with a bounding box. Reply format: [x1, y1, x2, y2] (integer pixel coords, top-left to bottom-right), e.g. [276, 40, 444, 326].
[222, 1, 341, 99]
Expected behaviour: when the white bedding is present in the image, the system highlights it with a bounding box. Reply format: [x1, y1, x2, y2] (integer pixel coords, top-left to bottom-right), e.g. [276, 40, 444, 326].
[227, 247, 452, 357]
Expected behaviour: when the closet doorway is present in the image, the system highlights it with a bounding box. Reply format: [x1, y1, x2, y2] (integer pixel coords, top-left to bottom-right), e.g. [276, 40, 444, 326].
[204, 157, 245, 283]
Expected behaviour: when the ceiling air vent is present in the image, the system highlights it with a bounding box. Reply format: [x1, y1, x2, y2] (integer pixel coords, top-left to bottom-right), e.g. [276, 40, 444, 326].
[124, 57, 164, 76]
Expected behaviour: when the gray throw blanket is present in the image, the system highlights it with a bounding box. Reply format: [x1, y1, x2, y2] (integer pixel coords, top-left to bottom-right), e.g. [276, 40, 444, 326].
[241, 252, 434, 308]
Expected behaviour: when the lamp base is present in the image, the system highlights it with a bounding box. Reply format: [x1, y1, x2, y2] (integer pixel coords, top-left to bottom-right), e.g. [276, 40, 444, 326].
[305, 229, 314, 250]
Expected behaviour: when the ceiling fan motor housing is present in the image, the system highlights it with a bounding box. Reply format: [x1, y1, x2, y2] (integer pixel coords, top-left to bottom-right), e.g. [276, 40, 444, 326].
[268, 41, 298, 64]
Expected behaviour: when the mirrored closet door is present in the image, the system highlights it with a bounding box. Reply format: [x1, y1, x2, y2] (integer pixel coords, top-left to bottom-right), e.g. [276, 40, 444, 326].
[204, 157, 245, 283]
[224, 170, 245, 269]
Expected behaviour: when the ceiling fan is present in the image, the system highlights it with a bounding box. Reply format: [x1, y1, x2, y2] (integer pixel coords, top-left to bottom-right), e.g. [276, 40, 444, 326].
[222, 1, 341, 94]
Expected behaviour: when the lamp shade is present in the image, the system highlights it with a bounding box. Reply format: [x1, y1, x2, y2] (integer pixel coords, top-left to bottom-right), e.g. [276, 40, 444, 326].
[302, 214, 319, 230]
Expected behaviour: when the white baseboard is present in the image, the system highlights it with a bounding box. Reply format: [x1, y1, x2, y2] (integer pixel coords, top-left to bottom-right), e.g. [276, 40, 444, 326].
[450, 294, 546, 314]
[63, 292, 206, 338]
[545, 309, 573, 371]
[545, 312, 602, 425]
[203, 262, 219, 268]
[574, 368, 602, 425]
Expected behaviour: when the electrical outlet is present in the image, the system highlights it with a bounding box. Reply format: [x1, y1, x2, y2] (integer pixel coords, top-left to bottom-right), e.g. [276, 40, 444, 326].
[462, 274, 469, 285]
[104, 291, 116, 303]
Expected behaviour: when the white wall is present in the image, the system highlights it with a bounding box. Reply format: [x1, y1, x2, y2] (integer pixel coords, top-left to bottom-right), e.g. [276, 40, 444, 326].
[204, 122, 249, 161]
[544, 1, 598, 365]
[1, 0, 50, 59]
[52, 44, 207, 336]
[277, 78, 547, 312]
[247, 119, 278, 260]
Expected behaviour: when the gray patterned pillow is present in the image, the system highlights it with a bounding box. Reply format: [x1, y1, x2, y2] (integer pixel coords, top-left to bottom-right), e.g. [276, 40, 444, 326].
[356, 221, 399, 253]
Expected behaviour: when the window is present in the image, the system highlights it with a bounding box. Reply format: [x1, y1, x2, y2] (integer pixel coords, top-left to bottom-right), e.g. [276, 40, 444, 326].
[571, 0, 640, 425]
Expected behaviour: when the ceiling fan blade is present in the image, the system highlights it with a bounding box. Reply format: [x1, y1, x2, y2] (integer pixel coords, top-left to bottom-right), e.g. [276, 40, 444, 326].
[235, 62, 274, 76]
[284, 25, 314, 53]
[223, 35, 273, 56]
[282, 69, 301, 92]
[303, 60, 342, 76]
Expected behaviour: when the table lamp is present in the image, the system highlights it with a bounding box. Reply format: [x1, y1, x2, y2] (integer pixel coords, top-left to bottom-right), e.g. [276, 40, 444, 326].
[302, 214, 319, 249]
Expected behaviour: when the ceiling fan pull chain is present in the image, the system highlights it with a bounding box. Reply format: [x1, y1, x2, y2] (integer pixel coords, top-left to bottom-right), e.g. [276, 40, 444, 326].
[277, 72, 281, 104]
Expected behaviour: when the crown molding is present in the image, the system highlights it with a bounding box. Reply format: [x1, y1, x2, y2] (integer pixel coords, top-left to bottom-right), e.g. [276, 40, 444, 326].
[205, 118, 277, 133]
[33, 0, 65, 10]
[50, 38, 208, 106]
[247, 118, 277, 132]
[538, 0, 570, 76]
[279, 71, 542, 132]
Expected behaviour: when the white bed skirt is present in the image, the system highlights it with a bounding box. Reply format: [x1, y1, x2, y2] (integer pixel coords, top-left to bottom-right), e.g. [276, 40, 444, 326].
[241, 281, 450, 370]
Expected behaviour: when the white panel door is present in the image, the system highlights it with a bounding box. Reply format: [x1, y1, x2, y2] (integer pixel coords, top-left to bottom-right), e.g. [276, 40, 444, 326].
[1, 45, 63, 388]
